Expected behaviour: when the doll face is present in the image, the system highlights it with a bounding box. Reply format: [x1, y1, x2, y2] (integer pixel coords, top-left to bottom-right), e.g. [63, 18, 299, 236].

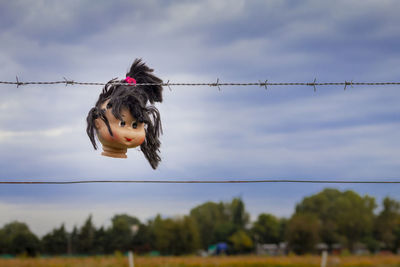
[95, 100, 146, 150]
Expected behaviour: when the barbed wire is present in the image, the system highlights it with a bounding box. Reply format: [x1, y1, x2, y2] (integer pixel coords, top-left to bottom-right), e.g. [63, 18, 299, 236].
[1, 179, 400, 185]
[1, 77, 400, 91]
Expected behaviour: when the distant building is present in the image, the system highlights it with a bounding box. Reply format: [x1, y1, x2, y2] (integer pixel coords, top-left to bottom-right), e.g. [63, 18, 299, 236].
[353, 243, 369, 255]
[256, 242, 287, 255]
[315, 243, 342, 254]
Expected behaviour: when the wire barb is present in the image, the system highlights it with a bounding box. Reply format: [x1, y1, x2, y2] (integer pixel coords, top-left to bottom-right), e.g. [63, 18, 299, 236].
[63, 77, 75, 86]
[344, 80, 354, 91]
[165, 80, 172, 91]
[210, 78, 221, 91]
[15, 76, 24, 88]
[259, 80, 268, 90]
[307, 78, 317, 92]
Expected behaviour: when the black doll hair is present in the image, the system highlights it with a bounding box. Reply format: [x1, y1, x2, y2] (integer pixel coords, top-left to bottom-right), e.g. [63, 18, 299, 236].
[86, 59, 163, 169]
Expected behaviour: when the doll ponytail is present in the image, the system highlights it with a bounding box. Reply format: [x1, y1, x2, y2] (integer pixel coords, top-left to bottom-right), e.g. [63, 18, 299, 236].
[126, 58, 163, 104]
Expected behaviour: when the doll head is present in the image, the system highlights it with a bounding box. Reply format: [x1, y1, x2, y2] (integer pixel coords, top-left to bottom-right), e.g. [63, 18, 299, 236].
[86, 59, 163, 169]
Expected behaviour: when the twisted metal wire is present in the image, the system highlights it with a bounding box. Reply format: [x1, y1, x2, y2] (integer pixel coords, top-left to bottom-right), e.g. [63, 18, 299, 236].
[1, 78, 400, 90]
[1, 179, 400, 184]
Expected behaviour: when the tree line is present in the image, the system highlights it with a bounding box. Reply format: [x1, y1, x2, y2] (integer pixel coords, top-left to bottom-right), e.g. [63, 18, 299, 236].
[0, 188, 399, 256]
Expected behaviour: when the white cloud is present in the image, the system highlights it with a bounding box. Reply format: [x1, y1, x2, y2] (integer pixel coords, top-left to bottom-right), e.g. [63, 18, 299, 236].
[0, 126, 77, 142]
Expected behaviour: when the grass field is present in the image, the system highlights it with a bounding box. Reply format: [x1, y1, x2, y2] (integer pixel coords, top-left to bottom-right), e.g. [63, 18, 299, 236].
[1, 255, 400, 267]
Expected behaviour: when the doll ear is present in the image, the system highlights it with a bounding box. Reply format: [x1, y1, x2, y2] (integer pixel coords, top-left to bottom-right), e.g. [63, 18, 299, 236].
[126, 58, 163, 104]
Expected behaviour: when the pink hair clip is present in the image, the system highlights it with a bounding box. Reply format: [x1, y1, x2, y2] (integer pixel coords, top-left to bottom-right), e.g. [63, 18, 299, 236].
[125, 76, 137, 84]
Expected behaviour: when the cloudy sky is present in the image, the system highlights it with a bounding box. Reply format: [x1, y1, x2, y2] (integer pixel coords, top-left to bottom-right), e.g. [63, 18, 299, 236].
[0, 0, 400, 236]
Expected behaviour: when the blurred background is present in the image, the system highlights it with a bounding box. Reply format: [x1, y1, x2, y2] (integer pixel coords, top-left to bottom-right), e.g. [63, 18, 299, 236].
[0, 0, 399, 257]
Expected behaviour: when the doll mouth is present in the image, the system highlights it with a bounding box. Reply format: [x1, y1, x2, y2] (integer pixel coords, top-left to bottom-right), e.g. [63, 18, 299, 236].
[125, 137, 132, 142]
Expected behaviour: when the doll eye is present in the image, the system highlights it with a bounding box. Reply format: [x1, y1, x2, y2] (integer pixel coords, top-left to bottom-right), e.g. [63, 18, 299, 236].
[132, 122, 138, 129]
[119, 121, 126, 127]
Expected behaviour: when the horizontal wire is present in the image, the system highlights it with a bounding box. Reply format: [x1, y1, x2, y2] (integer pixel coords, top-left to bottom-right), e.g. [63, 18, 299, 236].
[1, 179, 400, 184]
[1, 79, 400, 89]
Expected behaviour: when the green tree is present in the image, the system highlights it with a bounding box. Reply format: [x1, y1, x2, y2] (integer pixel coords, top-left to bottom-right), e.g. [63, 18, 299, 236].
[189, 198, 249, 249]
[77, 215, 96, 254]
[149, 215, 200, 255]
[132, 223, 152, 253]
[213, 221, 236, 244]
[251, 213, 280, 244]
[173, 216, 201, 255]
[296, 188, 341, 248]
[69, 226, 79, 254]
[41, 224, 68, 255]
[229, 230, 254, 253]
[279, 218, 288, 243]
[229, 198, 250, 230]
[335, 191, 376, 251]
[150, 215, 174, 254]
[93, 226, 108, 254]
[394, 224, 400, 253]
[286, 214, 320, 255]
[0, 228, 5, 254]
[375, 197, 400, 252]
[108, 214, 140, 252]
[0, 221, 40, 256]
[190, 201, 227, 248]
[295, 188, 376, 251]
